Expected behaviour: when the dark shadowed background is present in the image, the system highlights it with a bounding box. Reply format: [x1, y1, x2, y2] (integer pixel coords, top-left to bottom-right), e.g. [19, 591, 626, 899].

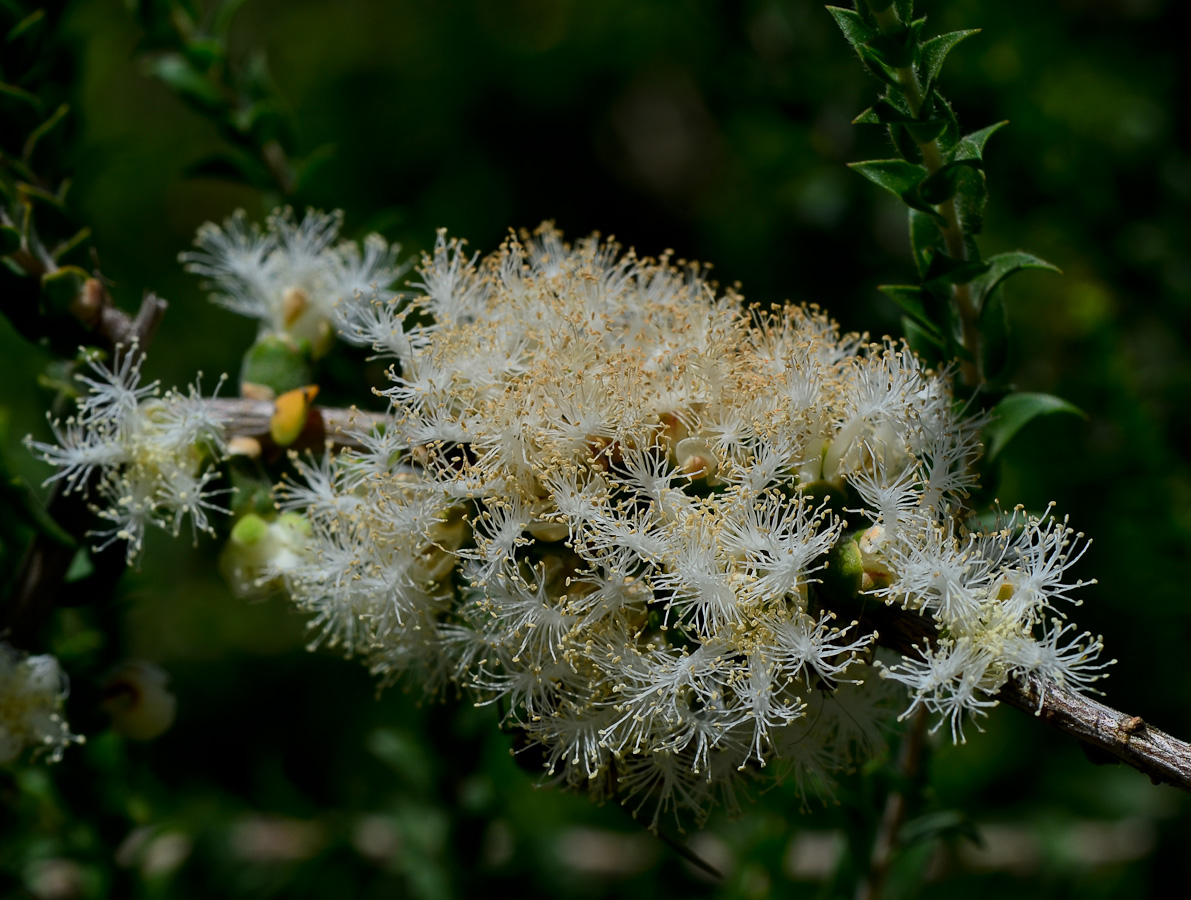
[2, 0, 1190, 897]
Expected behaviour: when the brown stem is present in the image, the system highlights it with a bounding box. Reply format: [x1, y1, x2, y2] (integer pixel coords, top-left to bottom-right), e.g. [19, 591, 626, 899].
[839, 596, 1191, 795]
[208, 398, 387, 452]
[997, 673, 1191, 792]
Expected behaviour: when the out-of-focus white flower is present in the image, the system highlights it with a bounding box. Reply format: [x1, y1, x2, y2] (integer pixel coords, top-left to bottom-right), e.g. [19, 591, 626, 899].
[0, 643, 81, 764]
[181, 208, 408, 358]
[101, 661, 177, 741]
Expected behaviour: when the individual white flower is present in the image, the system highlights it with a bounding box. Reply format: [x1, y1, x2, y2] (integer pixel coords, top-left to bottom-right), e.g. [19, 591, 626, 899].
[0, 643, 81, 764]
[26, 349, 228, 562]
[182, 208, 408, 357]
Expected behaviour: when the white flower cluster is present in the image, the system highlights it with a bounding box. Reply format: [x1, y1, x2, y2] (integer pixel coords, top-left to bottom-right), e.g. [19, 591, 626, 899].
[180, 208, 407, 357]
[219, 223, 1107, 825]
[26, 348, 227, 562]
[0, 642, 80, 764]
[33, 216, 1109, 822]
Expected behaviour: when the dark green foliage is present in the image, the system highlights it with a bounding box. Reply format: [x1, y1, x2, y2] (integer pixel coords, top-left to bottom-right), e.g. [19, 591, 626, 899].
[831, 0, 1060, 390]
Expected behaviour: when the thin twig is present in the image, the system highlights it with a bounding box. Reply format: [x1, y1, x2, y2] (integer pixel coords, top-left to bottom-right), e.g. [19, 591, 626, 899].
[208, 398, 387, 451]
[837, 594, 1191, 795]
[997, 673, 1191, 792]
[855, 707, 930, 900]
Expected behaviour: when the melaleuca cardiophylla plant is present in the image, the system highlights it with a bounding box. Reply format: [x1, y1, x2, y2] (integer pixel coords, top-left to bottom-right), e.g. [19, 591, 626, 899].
[8, 0, 1177, 836]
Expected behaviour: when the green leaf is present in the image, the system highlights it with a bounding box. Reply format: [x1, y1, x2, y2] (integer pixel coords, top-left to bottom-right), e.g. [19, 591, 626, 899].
[900, 810, 981, 848]
[950, 120, 1008, 165]
[904, 119, 947, 144]
[865, 18, 924, 69]
[924, 91, 961, 153]
[19, 180, 64, 211]
[908, 208, 943, 278]
[852, 96, 915, 126]
[145, 52, 226, 113]
[40, 265, 88, 316]
[50, 227, 92, 263]
[22, 102, 69, 164]
[65, 547, 95, 583]
[901, 314, 943, 357]
[924, 252, 990, 288]
[954, 165, 990, 235]
[878, 284, 942, 337]
[918, 29, 980, 91]
[182, 37, 227, 70]
[848, 158, 928, 198]
[185, 152, 271, 188]
[6, 8, 45, 44]
[240, 333, 315, 396]
[0, 223, 20, 256]
[979, 286, 1010, 385]
[856, 45, 901, 86]
[972, 251, 1061, 308]
[0, 80, 43, 113]
[0, 474, 76, 547]
[826, 6, 876, 56]
[984, 392, 1086, 462]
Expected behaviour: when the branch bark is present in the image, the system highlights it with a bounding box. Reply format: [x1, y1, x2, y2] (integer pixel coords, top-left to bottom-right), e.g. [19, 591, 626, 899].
[997, 673, 1191, 792]
[839, 595, 1191, 796]
[208, 397, 387, 452]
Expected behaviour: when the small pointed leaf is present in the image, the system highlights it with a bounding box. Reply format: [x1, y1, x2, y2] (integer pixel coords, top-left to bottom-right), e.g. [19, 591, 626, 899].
[973, 251, 1061, 308]
[848, 159, 928, 198]
[826, 7, 877, 55]
[985, 392, 1085, 462]
[145, 52, 226, 113]
[904, 119, 948, 143]
[6, 9, 46, 44]
[950, 120, 1008, 164]
[919, 29, 980, 91]
[979, 287, 1011, 385]
[878, 284, 942, 336]
[40, 265, 89, 316]
[0, 224, 20, 256]
[865, 19, 923, 69]
[909, 208, 943, 278]
[22, 103, 69, 164]
[955, 166, 990, 235]
[924, 252, 990, 288]
[902, 315, 944, 360]
[0, 81, 44, 113]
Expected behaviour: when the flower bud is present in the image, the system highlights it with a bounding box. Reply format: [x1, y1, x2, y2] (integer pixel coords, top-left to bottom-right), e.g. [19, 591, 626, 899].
[101, 661, 176, 741]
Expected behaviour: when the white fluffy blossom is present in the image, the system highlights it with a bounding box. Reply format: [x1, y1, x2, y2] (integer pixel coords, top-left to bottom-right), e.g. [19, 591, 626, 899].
[181, 208, 408, 357]
[34, 216, 1108, 825]
[26, 348, 228, 561]
[0, 643, 81, 763]
[216, 221, 1106, 828]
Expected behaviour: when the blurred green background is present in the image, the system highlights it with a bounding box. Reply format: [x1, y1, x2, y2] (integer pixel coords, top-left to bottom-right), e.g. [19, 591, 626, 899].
[3, 0, 1190, 897]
